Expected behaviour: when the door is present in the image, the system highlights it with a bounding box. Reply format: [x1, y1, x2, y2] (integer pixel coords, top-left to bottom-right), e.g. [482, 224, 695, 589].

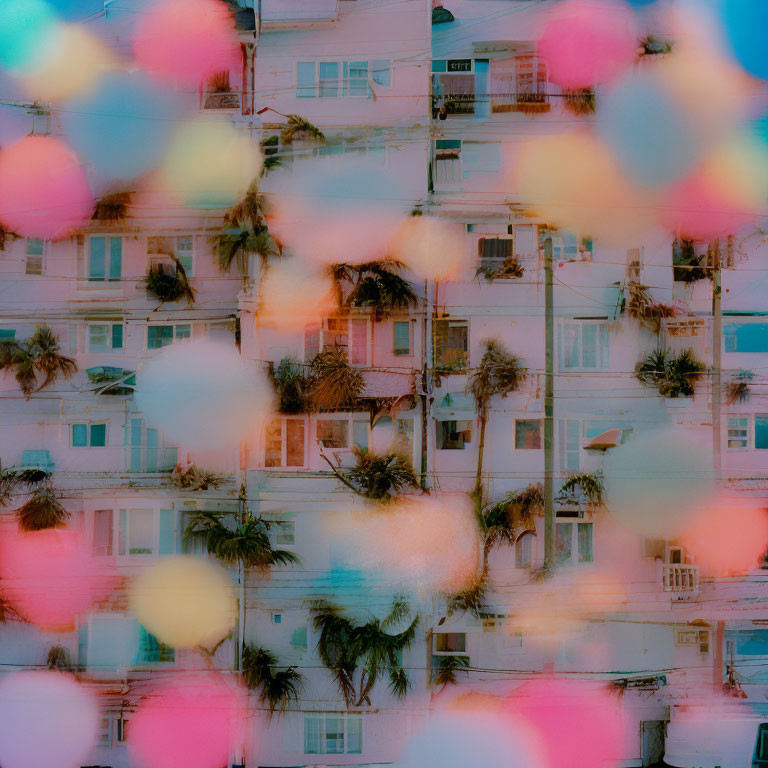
[641, 720, 664, 767]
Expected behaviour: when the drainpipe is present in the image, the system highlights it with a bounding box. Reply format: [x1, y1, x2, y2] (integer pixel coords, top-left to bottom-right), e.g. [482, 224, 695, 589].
[543, 236, 555, 570]
[421, 279, 433, 490]
[712, 240, 722, 480]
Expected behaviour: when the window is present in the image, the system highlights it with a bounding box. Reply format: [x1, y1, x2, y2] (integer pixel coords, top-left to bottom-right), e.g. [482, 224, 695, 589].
[728, 417, 749, 449]
[271, 613, 282, 625]
[93, 509, 113, 556]
[434, 319, 468, 370]
[514, 54, 548, 107]
[551, 231, 593, 261]
[88, 236, 122, 282]
[435, 139, 462, 185]
[87, 323, 123, 353]
[503, 631, 524, 650]
[754, 723, 768, 764]
[72, 423, 107, 447]
[179, 509, 207, 557]
[305, 318, 367, 365]
[392, 418, 414, 458]
[463, 143, 501, 175]
[433, 60, 475, 115]
[515, 532, 532, 568]
[434, 633, 466, 653]
[555, 521, 593, 565]
[437, 420, 472, 450]
[515, 419, 542, 449]
[0, 329, 15, 341]
[137, 625, 174, 663]
[393, 321, 411, 356]
[561, 321, 609, 370]
[267, 520, 295, 547]
[724, 323, 768, 353]
[116, 717, 127, 743]
[297, 60, 386, 99]
[757, 416, 768, 450]
[675, 629, 710, 654]
[318, 419, 349, 449]
[559, 419, 580, 472]
[25, 238, 43, 275]
[305, 713, 362, 755]
[147, 235, 194, 276]
[479, 237, 513, 260]
[147, 324, 190, 349]
[265, 418, 306, 468]
[126, 418, 177, 473]
[118, 509, 154, 555]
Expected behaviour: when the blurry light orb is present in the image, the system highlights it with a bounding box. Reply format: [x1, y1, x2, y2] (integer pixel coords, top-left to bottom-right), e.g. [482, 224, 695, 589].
[132, 0, 240, 87]
[515, 131, 656, 244]
[128, 675, 246, 768]
[720, 0, 768, 81]
[538, 0, 638, 89]
[129, 556, 235, 647]
[160, 118, 262, 207]
[388, 217, 470, 281]
[0, 528, 115, 630]
[0, 135, 93, 239]
[681, 499, 768, 574]
[269, 156, 410, 266]
[62, 71, 180, 180]
[399, 711, 543, 768]
[0, 671, 98, 768]
[19, 23, 112, 102]
[598, 70, 703, 188]
[0, 0, 58, 72]
[133, 337, 274, 453]
[603, 428, 714, 538]
[502, 679, 623, 768]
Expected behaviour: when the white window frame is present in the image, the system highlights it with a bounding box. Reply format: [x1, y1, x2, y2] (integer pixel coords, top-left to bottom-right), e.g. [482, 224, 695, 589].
[515, 532, 533, 569]
[87, 235, 123, 283]
[514, 418, 543, 450]
[146, 323, 191, 350]
[316, 414, 370, 453]
[555, 520, 594, 566]
[304, 316, 369, 366]
[433, 632, 468, 656]
[266, 519, 296, 549]
[147, 235, 195, 276]
[560, 320, 610, 371]
[296, 60, 388, 99]
[727, 416, 749, 450]
[433, 318, 469, 371]
[304, 712, 362, 755]
[265, 416, 308, 468]
[393, 319, 412, 356]
[71, 422, 108, 448]
[436, 418, 473, 451]
[87, 322, 124, 354]
[25, 238, 45, 276]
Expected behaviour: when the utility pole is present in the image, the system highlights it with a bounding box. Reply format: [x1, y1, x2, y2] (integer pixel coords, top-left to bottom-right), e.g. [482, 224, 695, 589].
[543, 235, 555, 570]
[712, 239, 722, 479]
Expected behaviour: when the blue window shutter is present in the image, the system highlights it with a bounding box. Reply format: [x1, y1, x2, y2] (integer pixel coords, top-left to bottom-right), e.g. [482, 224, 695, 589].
[89, 237, 106, 280]
[394, 321, 410, 354]
[372, 60, 391, 86]
[353, 421, 368, 451]
[90, 423, 107, 447]
[111, 324, 123, 350]
[756, 416, 768, 449]
[725, 323, 768, 353]
[109, 238, 122, 281]
[145, 428, 158, 472]
[130, 419, 143, 472]
[159, 509, 173, 555]
[0, 329, 15, 340]
[297, 62, 315, 97]
[72, 424, 87, 446]
[319, 61, 339, 97]
[432, 60, 447, 73]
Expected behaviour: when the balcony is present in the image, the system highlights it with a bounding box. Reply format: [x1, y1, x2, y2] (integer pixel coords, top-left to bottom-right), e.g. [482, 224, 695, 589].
[662, 564, 700, 601]
[433, 89, 550, 118]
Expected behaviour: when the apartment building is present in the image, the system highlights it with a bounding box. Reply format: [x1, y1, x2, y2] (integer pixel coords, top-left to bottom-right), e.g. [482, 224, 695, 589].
[0, 1, 766, 767]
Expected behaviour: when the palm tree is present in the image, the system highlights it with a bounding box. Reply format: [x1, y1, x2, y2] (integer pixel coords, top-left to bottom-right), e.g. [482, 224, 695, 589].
[91, 191, 132, 222]
[280, 115, 325, 145]
[184, 499, 300, 669]
[432, 654, 470, 690]
[468, 339, 526, 501]
[635, 347, 706, 398]
[46, 645, 73, 671]
[144, 256, 195, 304]
[329, 261, 418, 317]
[307, 347, 365, 411]
[558, 472, 605, 506]
[0, 465, 50, 507]
[0, 325, 77, 398]
[242, 645, 304, 715]
[17, 485, 70, 531]
[0, 223, 18, 251]
[481, 485, 542, 572]
[270, 358, 311, 414]
[307, 598, 417, 707]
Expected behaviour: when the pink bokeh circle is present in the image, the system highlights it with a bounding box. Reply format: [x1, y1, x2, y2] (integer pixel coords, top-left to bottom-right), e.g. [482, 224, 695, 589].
[132, 0, 240, 88]
[0, 527, 117, 630]
[128, 675, 247, 768]
[538, 0, 638, 90]
[0, 135, 93, 239]
[502, 679, 623, 768]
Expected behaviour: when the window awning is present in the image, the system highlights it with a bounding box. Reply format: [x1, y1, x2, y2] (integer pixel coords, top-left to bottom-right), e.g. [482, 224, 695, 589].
[584, 428, 622, 451]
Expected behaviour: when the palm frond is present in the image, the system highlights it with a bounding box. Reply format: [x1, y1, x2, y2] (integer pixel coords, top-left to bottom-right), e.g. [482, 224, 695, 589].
[623, 281, 676, 333]
[558, 472, 605, 505]
[144, 260, 196, 304]
[446, 574, 487, 617]
[636, 347, 706, 398]
[562, 88, 596, 116]
[91, 192, 132, 222]
[342, 448, 419, 502]
[468, 339, 525, 411]
[46, 645, 73, 671]
[280, 115, 325, 145]
[387, 665, 411, 699]
[307, 347, 365, 411]
[432, 655, 470, 688]
[271, 358, 311, 414]
[17, 486, 69, 531]
[0, 466, 49, 507]
[242, 644, 304, 713]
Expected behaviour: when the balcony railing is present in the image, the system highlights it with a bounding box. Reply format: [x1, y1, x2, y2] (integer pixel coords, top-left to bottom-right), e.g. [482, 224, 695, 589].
[662, 564, 700, 598]
[433, 91, 550, 117]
